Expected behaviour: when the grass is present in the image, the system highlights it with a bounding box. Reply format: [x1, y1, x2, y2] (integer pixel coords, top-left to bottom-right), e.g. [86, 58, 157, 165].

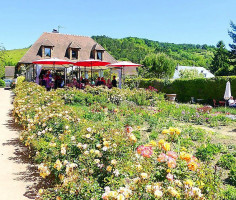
[4, 48, 29, 66]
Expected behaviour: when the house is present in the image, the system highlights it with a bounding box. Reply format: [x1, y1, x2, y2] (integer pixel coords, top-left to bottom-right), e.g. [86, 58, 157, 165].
[5, 66, 15, 79]
[17, 32, 117, 81]
[173, 65, 214, 79]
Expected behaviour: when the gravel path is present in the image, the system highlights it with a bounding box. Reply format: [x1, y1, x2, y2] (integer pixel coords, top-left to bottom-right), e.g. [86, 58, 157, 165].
[0, 88, 40, 200]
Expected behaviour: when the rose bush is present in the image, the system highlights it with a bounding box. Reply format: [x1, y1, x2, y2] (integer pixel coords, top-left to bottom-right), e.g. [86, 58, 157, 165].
[13, 82, 234, 199]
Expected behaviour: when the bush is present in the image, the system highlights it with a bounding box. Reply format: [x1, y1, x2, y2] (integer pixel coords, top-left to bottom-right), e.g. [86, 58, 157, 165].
[126, 76, 236, 103]
[0, 79, 5, 87]
[13, 82, 226, 199]
[196, 143, 223, 161]
[217, 154, 236, 170]
[16, 76, 25, 85]
[224, 185, 236, 200]
[229, 167, 236, 186]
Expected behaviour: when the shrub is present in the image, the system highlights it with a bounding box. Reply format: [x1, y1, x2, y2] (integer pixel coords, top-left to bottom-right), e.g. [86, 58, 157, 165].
[223, 185, 236, 200]
[16, 76, 25, 85]
[0, 79, 5, 87]
[126, 76, 236, 103]
[196, 143, 222, 161]
[12, 82, 228, 199]
[229, 167, 236, 186]
[217, 154, 236, 170]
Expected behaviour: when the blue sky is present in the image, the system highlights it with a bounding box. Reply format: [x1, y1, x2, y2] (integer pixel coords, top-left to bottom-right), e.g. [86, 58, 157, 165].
[1, 0, 236, 50]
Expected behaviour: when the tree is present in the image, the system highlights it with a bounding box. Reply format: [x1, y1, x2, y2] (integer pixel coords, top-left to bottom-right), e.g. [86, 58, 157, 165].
[140, 53, 176, 78]
[179, 69, 204, 79]
[228, 21, 236, 73]
[209, 41, 230, 76]
[0, 44, 6, 79]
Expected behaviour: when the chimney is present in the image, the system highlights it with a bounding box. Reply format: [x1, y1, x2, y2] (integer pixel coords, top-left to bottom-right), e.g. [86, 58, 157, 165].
[52, 29, 59, 33]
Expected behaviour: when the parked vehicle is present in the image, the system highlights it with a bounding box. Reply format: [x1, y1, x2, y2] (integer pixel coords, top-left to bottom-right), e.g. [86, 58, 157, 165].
[4, 79, 12, 89]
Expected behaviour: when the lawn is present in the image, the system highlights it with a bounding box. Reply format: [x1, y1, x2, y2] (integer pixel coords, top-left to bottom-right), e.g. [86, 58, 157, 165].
[13, 82, 236, 199]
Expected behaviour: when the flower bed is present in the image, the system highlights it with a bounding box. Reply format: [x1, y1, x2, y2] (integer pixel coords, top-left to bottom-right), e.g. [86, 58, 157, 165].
[13, 82, 235, 199]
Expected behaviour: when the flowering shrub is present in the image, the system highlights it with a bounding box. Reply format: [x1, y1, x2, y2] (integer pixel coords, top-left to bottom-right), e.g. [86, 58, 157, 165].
[13, 82, 229, 199]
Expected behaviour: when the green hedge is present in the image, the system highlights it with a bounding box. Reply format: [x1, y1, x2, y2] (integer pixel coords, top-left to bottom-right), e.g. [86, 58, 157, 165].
[125, 76, 236, 103]
[0, 79, 5, 87]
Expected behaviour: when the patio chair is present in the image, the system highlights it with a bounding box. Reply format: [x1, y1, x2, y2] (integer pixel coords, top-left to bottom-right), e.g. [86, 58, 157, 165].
[213, 99, 219, 107]
[190, 97, 196, 104]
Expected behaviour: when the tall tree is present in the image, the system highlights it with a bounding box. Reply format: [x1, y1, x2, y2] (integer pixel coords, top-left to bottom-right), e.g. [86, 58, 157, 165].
[209, 41, 230, 76]
[228, 21, 236, 73]
[0, 44, 6, 79]
[140, 53, 176, 78]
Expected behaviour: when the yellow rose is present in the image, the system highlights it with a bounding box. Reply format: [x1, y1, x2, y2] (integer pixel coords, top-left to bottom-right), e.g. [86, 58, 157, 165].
[106, 165, 112, 172]
[184, 179, 194, 187]
[129, 134, 137, 143]
[188, 161, 198, 171]
[103, 141, 110, 147]
[111, 159, 117, 165]
[117, 194, 125, 200]
[136, 164, 143, 171]
[169, 127, 175, 135]
[140, 172, 148, 179]
[154, 190, 163, 198]
[54, 159, 62, 171]
[108, 191, 118, 198]
[149, 140, 157, 147]
[162, 142, 170, 151]
[158, 139, 165, 146]
[174, 128, 181, 135]
[162, 129, 169, 134]
[146, 185, 152, 193]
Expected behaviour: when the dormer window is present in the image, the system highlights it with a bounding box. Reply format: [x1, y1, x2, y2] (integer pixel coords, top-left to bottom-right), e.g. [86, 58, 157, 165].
[97, 51, 102, 60]
[67, 42, 81, 60]
[45, 47, 51, 57]
[71, 49, 78, 59]
[40, 39, 54, 58]
[91, 44, 105, 60]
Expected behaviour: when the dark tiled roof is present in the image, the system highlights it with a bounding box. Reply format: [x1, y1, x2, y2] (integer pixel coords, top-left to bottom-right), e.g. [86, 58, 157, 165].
[19, 32, 116, 64]
[92, 43, 105, 51]
[41, 39, 54, 47]
[68, 41, 81, 49]
[5, 66, 15, 77]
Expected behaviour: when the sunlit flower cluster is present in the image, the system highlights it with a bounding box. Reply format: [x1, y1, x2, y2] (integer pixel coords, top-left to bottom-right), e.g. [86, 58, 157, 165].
[180, 152, 199, 171]
[38, 163, 50, 178]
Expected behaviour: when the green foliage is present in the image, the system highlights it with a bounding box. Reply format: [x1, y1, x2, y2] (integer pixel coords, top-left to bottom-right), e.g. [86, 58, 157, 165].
[210, 41, 230, 76]
[4, 48, 29, 66]
[140, 53, 176, 78]
[229, 167, 236, 186]
[125, 76, 236, 103]
[0, 79, 5, 87]
[196, 143, 223, 161]
[12, 82, 236, 199]
[0, 44, 5, 79]
[217, 154, 236, 170]
[179, 69, 204, 79]
[16, 76, 25, 85]
[224, 185, 236, 200]
[228, 21, 236, 71]
[92, 36, 215, 71]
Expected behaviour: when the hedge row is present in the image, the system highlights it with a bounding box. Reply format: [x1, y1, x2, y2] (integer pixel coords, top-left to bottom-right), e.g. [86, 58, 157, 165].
[125, 76, 236, 103]
[0, 79, 5, 87]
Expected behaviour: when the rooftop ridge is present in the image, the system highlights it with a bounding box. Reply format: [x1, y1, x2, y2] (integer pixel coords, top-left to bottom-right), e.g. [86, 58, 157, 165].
[43, 32, 91, 38]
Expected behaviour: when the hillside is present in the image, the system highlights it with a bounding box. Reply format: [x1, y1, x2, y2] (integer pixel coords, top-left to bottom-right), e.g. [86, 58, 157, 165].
[4, 36, 215, 69]
[92, 36, 215, 68]
[4, 48, 29, 66]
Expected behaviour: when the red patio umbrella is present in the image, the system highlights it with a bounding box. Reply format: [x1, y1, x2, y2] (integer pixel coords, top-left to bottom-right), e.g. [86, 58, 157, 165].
[73, 59, 111, 81]
[107, 61, 141, 88]
[33, 58, 73, 84]
[33, 58, 73, 65]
